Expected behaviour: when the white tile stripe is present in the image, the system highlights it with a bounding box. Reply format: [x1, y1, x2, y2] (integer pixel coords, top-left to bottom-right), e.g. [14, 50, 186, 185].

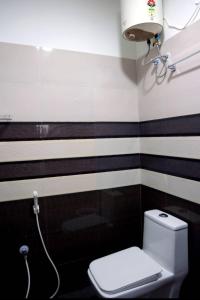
[0, 138, 140, 162]
[140, 137, 200, 159]
[0, 169, 140, 202]
[0, 167, 200, 204]
[1, 137, 200, 163]
[141, 169, 200, 205]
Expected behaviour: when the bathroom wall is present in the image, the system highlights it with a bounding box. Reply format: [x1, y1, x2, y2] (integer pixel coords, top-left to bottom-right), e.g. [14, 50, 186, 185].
[0, 0, 135, 59]
[163, 0, 200, 42]
[0, 1, 140, 298]
[0, 49, 141, 298]
[0, 1, 200, 298]
[137, 20, 200, 298]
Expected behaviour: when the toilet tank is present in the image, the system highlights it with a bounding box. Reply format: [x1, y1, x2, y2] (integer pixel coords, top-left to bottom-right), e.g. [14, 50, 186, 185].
[143, 210, 188, 275]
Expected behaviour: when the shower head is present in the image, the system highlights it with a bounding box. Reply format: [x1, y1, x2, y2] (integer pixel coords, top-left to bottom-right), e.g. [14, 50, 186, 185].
[33, 191, 40, 214]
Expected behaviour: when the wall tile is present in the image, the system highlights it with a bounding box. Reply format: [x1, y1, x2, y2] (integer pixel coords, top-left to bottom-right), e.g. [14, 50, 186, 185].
[0, 42, 39, 83]
[0, 42, 139, 122]
[93, 87, 139, 121]
[140, 137, 200, 159]
[0, 169, 140, 202]
[92, 55, 137, 90]
[137, 21, 200, 121]
[141, 154, 200, 181]
[39, 49, 94, 87]
[0, 185, 141, 298]
[0, 138, 140, 162]
[0, 122, 140, 141]
[140, 114, 200, 137]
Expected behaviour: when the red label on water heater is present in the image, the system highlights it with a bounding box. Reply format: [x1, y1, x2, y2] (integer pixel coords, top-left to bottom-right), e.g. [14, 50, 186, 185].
[147, 0, 156, 7]
[147, 0, 156, 20]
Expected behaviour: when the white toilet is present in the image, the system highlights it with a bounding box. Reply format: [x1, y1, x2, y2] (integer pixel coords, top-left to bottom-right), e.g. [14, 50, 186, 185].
[88, 209, 188, 298]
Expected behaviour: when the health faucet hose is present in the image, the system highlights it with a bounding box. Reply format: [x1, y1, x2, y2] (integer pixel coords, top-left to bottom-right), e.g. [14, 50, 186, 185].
[33, 191, 60, 298]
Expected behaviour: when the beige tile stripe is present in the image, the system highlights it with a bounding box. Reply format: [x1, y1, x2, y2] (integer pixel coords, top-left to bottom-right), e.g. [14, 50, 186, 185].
[140, 137, 200, 159]
[1, 137, 200, 163]
[141, 169, 200, 205]
[0, 169, 140, 202]
[140, 137, 200, 204]
[1, 137, 200, 204]
[1, 168, 200, 204]
[0, 138, 140, 162]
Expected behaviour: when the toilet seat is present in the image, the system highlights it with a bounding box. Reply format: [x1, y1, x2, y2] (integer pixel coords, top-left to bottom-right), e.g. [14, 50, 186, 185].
[89, 247, 162, 295]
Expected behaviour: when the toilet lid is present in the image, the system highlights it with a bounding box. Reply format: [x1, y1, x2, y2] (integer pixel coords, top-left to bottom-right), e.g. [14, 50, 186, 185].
[89, 247, 162, 294]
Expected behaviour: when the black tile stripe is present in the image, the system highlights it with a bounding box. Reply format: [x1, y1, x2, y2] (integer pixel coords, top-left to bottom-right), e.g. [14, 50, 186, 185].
[3, 153, 200, 184]
[0, 154, 140, 182]
[0, 122, 139, 141]
[1, 115, 200, 184]
[141, 154, 200, 182]
[140, 113, 200, 136]
[1, 113, 200, 141]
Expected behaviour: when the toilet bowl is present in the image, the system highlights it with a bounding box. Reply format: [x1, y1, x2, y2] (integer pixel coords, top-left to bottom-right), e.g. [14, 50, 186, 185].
[88, 209, 188, 298]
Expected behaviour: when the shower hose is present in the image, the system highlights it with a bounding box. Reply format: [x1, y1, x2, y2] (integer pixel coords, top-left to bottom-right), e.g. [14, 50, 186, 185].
[19, 245, 31, 299]
[24, 255, 31, 299]
[35, 210, 60, 299]
[21, 193, 60, 299]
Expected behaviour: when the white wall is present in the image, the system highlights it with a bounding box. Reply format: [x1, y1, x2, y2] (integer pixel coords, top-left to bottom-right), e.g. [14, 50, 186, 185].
[0, 1, 199, 59]
[163, 0, 200, 41]
[0, 0, 136, 59]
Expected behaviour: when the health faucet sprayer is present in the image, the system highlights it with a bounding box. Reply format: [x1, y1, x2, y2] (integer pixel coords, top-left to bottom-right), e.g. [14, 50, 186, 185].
[33, 191, 60, 298]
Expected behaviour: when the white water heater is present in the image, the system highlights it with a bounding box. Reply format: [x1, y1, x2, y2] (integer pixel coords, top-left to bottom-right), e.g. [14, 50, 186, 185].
[121, 0, 163, 42]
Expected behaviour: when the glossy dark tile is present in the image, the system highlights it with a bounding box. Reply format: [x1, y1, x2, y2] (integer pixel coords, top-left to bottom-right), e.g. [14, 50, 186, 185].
[141, 154, 200, 181]
[0, 122, 140, 141]
[1, 113, 200, 142]
[0, 185, 141, 298]
[1, 184, 199, 299]
[0, 197, 48, 299]
[0, 122, 39, 141]
[43, 185, 142, 264]
[140, 113, 200, 136]
[0, 154, 140, 181]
